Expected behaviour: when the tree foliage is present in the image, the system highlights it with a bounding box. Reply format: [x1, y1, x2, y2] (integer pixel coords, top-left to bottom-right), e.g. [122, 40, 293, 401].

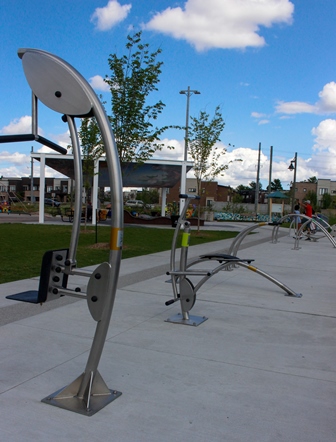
[79, 117, 102, 190]
[104, 31, 176, 164]
[235, 184, 250, 191]
[249, 181, 262, 190]
[306, 190, 317, 208]
[321, 192, 332, 209]
[187, 106, 226, 230]
[271, 178, 283, 191]
[188, 106, 226, 188]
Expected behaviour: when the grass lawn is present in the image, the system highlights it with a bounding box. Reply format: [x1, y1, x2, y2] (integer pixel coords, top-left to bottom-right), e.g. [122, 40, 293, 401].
[0, 224, 239, 284]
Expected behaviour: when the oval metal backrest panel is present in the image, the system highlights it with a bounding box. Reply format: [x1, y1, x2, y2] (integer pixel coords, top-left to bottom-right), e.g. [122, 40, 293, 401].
[19, 49, 93, 116]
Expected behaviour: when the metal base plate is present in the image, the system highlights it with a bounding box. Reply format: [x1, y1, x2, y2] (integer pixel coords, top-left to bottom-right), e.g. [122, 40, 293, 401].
[165, 313, 208, 326]
[42, 388, 122, 416]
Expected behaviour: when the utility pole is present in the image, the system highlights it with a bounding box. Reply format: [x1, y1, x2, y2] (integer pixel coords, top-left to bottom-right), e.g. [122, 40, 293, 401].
[254, 142, 261, 216]
[179, 86, 200, 214]
[288, 152, 297, 213]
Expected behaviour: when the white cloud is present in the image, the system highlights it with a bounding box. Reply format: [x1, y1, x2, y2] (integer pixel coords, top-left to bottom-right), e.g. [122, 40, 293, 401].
[276, 82, 336, 115]
[276, 101, 317, 114]
[251, 111, 266, 118]
[309, 119, 336, 178]
[251, 112, 270, 125]
[89, 75, 110, 92]
[1, 116, 34, 135]
[3, 122, 335, 185]
[312, 119, 336, 153]
[144, 0, 294, 51]
[0, 150, 28, 164]
[317, 82, 336, 113]
[91, 0, 131, 31]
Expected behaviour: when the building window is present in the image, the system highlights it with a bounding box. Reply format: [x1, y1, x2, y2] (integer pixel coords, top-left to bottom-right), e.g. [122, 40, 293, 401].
[47, 186, 53, 192]
[9, 185, 16, 191]
[303, 188, 306, 192]
[188, 188, 196, 193]
[319, 188, 328, 195]
[63, 185, 68, 193]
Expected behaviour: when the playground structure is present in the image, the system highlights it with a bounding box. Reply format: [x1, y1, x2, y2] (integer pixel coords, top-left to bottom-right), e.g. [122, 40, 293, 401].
[0, 189, 31, 214]
[1, 49, 123, 416]
[165, 195, 303, 326]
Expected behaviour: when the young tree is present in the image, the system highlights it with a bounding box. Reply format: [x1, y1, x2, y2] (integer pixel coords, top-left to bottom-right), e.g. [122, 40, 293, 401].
[306, 190, 317, 209]
[321, 192, 332, 209]
[188, 106, 226, 231]
[104, 31, 177, 164]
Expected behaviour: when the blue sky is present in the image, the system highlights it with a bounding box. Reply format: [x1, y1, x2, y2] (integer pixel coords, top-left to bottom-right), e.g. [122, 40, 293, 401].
[1, 0, 336, 189]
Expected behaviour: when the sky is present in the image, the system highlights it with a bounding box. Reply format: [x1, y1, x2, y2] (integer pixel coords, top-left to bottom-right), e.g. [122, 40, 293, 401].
[1, 0, 336, 190]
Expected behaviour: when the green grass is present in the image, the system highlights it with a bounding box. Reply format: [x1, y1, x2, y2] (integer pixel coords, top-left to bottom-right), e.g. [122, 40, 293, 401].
[0, 224, 238, 284]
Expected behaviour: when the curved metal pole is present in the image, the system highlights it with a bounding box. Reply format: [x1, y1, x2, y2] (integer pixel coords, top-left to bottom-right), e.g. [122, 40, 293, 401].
[235, 261, 302, 297]
[18, 48, 124, 414]
[66, 115, 83, 266]
[228, 222, 268, 256]
[184, 258, 301, 298]
[77, 88, 123, 398]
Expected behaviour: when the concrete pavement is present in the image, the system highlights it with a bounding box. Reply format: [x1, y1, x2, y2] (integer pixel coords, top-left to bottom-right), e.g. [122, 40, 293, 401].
[0, 222, 335, 441]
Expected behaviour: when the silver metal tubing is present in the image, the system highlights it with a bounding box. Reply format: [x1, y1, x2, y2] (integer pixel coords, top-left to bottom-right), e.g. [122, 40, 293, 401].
[184, 257, 301, 298]
[73, 61, 124, 400]
[69, 268, 93, 277]
[276, 213, 336, 248]
[228, 222, 268, 256]
[236, 262, 302, 297]
[53, 288, 87, 299]
[31, 92, 38, 135]
[169, 270, 212, 276]
[66, 116, 83, 267]
[18, 48, 124, 413]
[169, 197, 194, 301]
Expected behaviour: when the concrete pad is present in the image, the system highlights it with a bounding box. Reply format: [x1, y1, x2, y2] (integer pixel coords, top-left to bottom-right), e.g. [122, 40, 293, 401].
[0, 224, 335, 441]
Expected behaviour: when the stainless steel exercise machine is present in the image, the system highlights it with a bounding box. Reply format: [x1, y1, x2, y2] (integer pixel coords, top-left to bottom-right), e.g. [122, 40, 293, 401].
[165, 195, 302, 326]
[1, 49, 123, 416]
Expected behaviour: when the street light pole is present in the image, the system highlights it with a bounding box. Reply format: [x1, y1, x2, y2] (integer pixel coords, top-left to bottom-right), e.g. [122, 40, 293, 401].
[288, 152, 297, 213]
[179, 86, 200, 214]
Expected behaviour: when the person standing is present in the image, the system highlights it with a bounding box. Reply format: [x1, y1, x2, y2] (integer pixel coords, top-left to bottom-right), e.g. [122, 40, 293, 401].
[300, 200, 313, 240]
[294, 204, 302, 237]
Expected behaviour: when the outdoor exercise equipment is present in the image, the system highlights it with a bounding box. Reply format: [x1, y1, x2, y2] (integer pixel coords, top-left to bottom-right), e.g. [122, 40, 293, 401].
[165, 195, 302, 326]
[274, 213, 336, 250]
[1, 49, 123, 416]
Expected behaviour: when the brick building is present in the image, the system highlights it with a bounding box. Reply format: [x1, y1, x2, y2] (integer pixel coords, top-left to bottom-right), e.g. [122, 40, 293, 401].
[293, 181, 317, 203]
[166, 178, 235, 207]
